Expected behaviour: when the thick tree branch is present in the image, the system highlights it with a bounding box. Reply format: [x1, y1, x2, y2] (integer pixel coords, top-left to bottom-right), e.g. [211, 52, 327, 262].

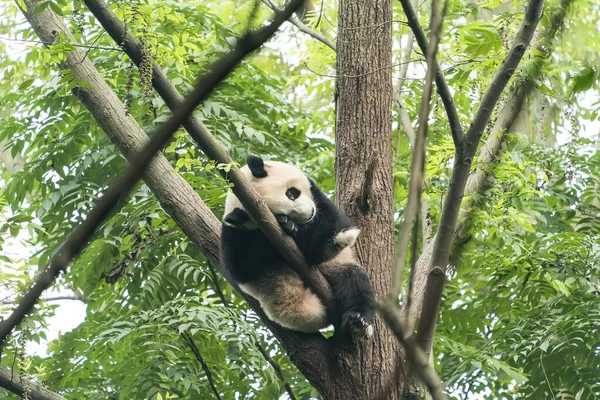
[5, 0, 334, 393]
[261, 0, 336, 51]
[414, 0, 543, 358]
[0, 0, 308, 347]
[0, 365, 65, 400]
[397, 0, 463, 147]
[84, 0, 334, 312]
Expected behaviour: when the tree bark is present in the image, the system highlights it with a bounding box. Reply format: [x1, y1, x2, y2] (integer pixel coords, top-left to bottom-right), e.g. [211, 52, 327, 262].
[335, 1, 401, 399]
[0, 365, 65, 400]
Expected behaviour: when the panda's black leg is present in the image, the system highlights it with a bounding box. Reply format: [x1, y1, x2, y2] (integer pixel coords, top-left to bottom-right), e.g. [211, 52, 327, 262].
[275, 214, 298, 236]
[323, 265, 375, 338]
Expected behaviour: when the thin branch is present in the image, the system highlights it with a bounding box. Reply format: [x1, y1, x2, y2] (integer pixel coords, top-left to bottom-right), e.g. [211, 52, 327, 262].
[377, 303, 447, 400]
[387, 0, 445, 303]
[452, 0, 573, 257]
[255, 343, 298, 400]
[0, 35, 122, 51]
[1, 294, 87, 305]
[397, 0, 464, 147]
[180, 330, 222, 400]
[0, 365, 66, 400]
[414, 0, 544, 359]
[0, 0, 307, 348]
[380, 0, 448, 398]
[261, 0, 336, 51]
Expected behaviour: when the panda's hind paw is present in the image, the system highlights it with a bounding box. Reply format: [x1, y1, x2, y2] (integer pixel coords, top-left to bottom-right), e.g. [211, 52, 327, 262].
[342, 312, 374, 339]
[276, 214, 298, 235]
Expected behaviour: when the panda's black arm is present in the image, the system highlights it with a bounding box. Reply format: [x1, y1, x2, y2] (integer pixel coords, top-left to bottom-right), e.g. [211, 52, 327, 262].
[294, 181, 354, 265]
[221, 226, 282, 283]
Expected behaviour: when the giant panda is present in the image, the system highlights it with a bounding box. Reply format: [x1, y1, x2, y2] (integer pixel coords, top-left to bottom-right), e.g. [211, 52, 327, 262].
[220, 155, 375, 337]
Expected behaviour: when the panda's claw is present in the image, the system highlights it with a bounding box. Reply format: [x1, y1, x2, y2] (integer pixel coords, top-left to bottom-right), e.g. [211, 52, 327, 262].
[275, 214, 298, 235]
[342, 311, 374, 339]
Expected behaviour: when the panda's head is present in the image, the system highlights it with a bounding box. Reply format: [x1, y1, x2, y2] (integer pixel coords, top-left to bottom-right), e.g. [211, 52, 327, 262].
[223, 155, 316, 229]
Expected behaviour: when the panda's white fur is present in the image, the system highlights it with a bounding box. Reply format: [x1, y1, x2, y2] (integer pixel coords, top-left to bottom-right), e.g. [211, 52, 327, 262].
[220, 155, 375, 337]
[223, 161, 316, 229]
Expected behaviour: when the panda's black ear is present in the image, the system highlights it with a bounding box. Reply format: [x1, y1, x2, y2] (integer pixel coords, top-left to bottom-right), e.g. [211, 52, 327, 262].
[247, 155, 267, 178]
[224, 208, 250, 226]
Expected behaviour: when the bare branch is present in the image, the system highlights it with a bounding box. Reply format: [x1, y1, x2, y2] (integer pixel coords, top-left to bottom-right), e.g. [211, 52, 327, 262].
[0, 0, 307, 347]
[397, 0, 464, 147]
[0, 365, 66, 400]
[453, 0, 574, 256]
[414, 0, 544, 359]
[261, 0, 336, 51]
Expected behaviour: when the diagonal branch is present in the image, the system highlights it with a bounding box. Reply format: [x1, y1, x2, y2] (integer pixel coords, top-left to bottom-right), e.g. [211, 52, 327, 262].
[84, 0, 334, 312]
[414, 0, 544, 359]
[0, 0, 307, 348]
[397, 0, 464, 147]
[0, 365, 66, 400]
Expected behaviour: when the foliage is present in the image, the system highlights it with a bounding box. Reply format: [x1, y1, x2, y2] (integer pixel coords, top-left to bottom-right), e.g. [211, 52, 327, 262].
[0, 0, 598, 399]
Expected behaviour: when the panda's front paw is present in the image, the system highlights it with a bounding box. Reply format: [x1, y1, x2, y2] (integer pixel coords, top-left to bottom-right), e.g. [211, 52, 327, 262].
[334, 228, 360, 249]
[275, 214, 298, 235]
[342, 311, 374, 339]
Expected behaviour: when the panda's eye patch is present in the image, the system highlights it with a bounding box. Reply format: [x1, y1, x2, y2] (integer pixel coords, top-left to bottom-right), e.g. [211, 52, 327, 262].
[286, 188, 301, 201]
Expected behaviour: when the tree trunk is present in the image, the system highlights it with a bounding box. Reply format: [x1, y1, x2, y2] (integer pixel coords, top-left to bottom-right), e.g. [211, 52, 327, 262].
[335, 1, 401, 399]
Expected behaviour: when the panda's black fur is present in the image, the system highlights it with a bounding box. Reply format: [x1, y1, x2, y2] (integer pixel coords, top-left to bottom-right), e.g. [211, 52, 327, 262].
[220, 155, 375, 337]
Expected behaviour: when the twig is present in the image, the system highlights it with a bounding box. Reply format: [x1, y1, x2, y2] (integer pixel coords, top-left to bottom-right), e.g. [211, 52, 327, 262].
[180, 330, 222, 400]
[414, 0, 544, 361]
[397, 0, 464, 148]
[0, 0, 307, 348]
[261, 0, 336, 51]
